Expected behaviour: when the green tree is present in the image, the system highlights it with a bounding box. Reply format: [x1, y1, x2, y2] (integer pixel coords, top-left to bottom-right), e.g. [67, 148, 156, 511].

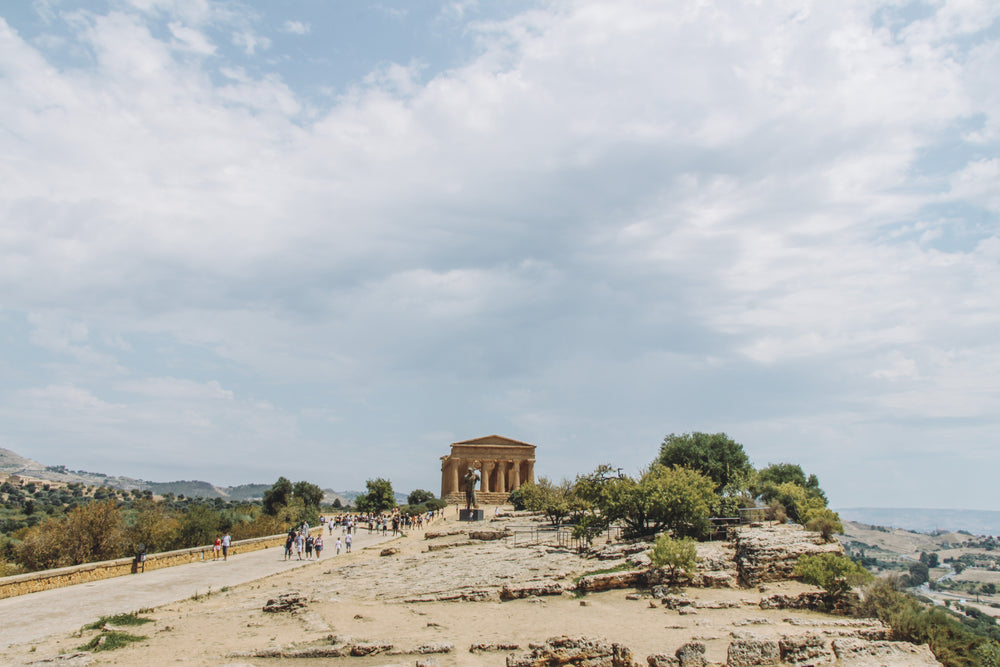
[292, 481, 324, 509]
[63, 500, 127, 566]
[354, 478, 396, 513]
[805, 508, 844, 542]
[656, 432, 754, 492]
[795, 552, 873, 600]
[407, 489, 437, 506]
[177, 504, 220, 548]
[908, 562, 930, 587]
[589, 465, 716, 539]
[514, 478, 576, 526]
[262, 477, 293, 515]
[650, 534, 697, 585]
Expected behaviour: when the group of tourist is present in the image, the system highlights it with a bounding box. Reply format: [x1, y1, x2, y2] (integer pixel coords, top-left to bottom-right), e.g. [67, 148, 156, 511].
[320, 509, 439, 537]
[283, 522, 328, 561]
[279, 509, 441, 562]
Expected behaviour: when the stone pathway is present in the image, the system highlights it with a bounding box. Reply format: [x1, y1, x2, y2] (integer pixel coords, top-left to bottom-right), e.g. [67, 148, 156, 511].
[0, 527, 397, 647]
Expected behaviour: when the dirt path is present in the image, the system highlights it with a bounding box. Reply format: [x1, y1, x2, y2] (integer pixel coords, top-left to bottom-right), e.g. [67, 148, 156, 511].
[0, 525, 398, 647]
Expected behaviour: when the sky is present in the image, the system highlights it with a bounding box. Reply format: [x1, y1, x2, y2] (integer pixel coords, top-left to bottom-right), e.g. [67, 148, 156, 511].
[0, 0, 997, 510]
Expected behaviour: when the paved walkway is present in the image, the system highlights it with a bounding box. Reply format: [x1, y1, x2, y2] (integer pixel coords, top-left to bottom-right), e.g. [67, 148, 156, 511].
[0, 527, 397, 647]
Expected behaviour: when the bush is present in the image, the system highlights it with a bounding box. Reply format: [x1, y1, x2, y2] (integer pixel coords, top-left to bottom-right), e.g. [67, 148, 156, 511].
[795, 552, 872, 600]
[650, 534, 697, 584]
[805, 508, 844, 542]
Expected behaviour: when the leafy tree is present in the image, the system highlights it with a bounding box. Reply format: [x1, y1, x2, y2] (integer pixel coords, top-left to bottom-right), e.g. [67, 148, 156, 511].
[63, 500, 127, 565]
[588, 464, 716, 539]
[124, 499, 180, 554]
[650, 534, 697, 584]
[354, 478, 396, 513]
[407, 489, 437, 506]
[262, 477, 293, 516]
[795, 552, 873, 601]
[515, 478, 578, 526]
[292, 481, 324, 509]
[332, 498, 342, 509]
[908, 562, 930, 586]
[656, 432, 754, 492]
[805, 508, 844, 542]
[177, 504, 220, 548]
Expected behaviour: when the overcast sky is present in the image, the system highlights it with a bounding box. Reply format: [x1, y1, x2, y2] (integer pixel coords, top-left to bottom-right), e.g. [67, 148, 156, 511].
[1, 0, 997, 510]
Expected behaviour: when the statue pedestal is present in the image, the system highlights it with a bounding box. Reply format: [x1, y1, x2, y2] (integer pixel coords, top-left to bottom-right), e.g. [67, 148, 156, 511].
[459, 509, 484, 521]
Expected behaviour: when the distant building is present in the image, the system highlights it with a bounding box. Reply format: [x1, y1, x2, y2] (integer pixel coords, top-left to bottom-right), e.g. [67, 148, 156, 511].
[440, 435, 536, 505]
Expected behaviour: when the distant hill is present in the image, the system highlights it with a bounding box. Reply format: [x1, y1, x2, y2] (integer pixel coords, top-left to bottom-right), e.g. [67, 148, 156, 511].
[0, 446, 351, 505]
[837, 507, 1000, 537]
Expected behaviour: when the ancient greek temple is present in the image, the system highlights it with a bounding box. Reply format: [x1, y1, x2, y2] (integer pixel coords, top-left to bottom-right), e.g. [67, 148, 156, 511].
[440, 435, 536, 505]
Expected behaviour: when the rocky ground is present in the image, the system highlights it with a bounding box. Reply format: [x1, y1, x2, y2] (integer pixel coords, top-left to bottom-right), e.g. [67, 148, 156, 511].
[0, 516, 942, 666]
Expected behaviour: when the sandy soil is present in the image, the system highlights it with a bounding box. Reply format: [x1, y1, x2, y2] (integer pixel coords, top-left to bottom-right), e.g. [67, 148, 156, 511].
[1, 516, 867, 667]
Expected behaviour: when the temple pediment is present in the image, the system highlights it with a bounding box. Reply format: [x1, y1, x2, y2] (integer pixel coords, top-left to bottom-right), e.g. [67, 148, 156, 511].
[450, 434, 536, 450]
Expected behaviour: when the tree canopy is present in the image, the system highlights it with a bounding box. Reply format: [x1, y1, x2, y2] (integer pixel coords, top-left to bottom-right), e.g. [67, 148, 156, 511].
[656, 432, 754, 492]
[354, 478, 396, 513]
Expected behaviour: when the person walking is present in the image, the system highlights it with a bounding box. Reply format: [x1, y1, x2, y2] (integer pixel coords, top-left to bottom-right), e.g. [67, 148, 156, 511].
[345, 533, 352, 553]
[284, 530, 294, 561]
[305, 534, 314, 559]
[314, 535, 323, 559]
[221, 532, 231, 561]
[212, 536, 222, 561]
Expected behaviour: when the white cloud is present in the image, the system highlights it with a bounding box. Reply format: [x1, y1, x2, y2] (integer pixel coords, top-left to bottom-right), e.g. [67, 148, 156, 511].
[282, 20, 309, 35]
[0, 1, 998, 506]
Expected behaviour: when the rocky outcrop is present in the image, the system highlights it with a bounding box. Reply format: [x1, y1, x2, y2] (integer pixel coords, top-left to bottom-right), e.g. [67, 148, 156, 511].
[589, 541, 654, 561]
[831, 638, 941, 665]
[506, 636, 635, 666]
[727, 638, 781, 666]
[734, 524, 844, 586]
[470, 642, 521, 653]
[646, 641, 707, 666]
[778, 633, 833, 665]
[575, 570, 646, 593]
[499, 582, 566, 600]
[423, 529, 466, 539]
[469, 530, 508, 541]
[262, 591, 307, 613]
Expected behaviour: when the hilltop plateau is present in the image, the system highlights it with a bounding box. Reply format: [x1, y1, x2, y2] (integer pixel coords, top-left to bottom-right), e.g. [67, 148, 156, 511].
[0, 513, 944, 666]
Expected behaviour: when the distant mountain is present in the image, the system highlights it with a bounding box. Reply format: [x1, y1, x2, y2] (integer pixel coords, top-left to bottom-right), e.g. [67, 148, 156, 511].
[837, 507, 1000, 537]
[0, 446, 351, 505]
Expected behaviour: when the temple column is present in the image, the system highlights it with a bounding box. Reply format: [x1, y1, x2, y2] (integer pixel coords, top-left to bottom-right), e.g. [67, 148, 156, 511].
[449, 458, 460, 495]
[510, 460, 520, 489]
[496, 461, 507, 493]
[525, 460, 535, 485]
[482, 461, 494, 493]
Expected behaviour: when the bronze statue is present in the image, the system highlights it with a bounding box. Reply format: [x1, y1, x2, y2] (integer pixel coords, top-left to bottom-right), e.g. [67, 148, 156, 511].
[463, 467, 480, 509]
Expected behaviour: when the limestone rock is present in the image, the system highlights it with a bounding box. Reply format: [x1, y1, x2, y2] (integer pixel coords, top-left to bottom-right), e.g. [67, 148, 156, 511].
[674, 642, 707, 667]
[469, 530, 508, 541]
[734, 524, 844, 585]
[262, 591, 307, 613]
[778, 633, 834, 665]
[380, 547, 400, 556]
[350, 641, 393, 656]
[727, 638, 781, 666]
[499, 582, 565, 600]
[831, 638, 942, 666]
[505, 636, 635, 666]
[575, 569, 646, 593]
[470, 642, 521, 653]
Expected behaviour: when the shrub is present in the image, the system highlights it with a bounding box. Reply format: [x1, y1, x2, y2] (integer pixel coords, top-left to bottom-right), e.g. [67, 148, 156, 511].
[795, 552, 872, 599]
[650, 534, 697, 585]
[805, 508, 843, 542]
